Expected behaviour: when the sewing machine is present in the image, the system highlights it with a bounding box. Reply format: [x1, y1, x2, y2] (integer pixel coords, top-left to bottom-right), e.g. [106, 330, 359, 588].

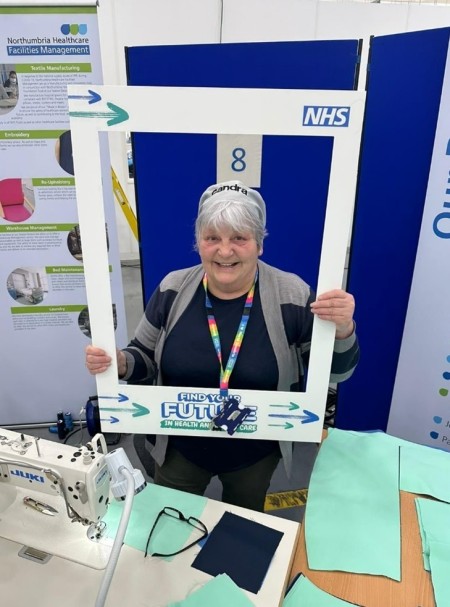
[0, 428, 135, 569]
[0, 428, 299, 606]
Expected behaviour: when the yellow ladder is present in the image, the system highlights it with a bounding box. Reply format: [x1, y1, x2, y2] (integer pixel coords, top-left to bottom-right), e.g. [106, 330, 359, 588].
[111, 167, 138, 241]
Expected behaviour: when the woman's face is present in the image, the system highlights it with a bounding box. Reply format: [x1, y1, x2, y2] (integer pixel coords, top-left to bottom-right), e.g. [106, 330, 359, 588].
[198, 225, 261, 299]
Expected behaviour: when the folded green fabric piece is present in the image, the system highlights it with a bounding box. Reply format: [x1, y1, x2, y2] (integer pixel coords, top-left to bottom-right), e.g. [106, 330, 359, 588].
[428, 539, 450, 607]
[415, 497, 450, 572]
[167, 574, 255, 606]
[283, 574, 361, 606]
[399, 442, 450, 503]
[415, 499, 431, 571]
[103, 482, 207, 560]
[305, 429, 401, 580]
[344, 429, 450, 503]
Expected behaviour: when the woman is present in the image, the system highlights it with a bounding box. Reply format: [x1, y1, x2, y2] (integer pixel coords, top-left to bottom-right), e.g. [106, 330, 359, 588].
[0, 83, 8, 100]
[4, 71, 18, 98]
[86, 180, 359, 511]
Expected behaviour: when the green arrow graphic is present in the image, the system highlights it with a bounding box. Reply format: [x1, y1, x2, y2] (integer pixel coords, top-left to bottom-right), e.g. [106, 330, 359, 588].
[69, 101, 129, 126]
[269, 422, 294, 430]
[100, 402, 149, 417]
[269, 402, 300, 411]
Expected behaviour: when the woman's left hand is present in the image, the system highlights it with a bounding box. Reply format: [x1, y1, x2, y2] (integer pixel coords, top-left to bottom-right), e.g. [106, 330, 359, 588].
[310, 289, 355, 339]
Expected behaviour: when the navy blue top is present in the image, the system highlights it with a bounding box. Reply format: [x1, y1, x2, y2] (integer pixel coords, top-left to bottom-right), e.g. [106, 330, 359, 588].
[160, 283, 280, 473]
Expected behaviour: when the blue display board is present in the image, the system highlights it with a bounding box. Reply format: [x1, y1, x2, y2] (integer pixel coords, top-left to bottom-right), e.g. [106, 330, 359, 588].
[126, 40, 360, 90]
[337, 27, 450, 431]
[126, 40, 360, 299]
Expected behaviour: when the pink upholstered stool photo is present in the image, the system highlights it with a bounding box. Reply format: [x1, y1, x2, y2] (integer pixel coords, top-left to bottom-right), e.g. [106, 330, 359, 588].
[0, 178, 34, 222]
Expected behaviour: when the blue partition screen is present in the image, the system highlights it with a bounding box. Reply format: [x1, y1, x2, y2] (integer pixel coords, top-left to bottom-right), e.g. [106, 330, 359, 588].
[337, 27, 450, 431]
[126, 40, 360, 299]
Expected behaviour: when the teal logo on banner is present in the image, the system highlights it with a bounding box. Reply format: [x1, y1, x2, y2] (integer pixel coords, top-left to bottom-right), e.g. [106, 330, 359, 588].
[429, 355, 450, 442]
[60, 24, 88, 36]
[159, 392, 258, 433]
[303, 106, 350, 127]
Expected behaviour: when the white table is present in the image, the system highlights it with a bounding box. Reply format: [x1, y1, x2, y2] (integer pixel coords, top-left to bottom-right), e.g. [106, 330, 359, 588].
[0, 488, 300, 607]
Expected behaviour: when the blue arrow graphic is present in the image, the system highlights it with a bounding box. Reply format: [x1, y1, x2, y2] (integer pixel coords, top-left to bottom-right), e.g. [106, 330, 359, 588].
[268, 409, 319, 424]
[100, 416, 119, 424]
[68, 89, 101, 104]
[99, 393, 129, 403]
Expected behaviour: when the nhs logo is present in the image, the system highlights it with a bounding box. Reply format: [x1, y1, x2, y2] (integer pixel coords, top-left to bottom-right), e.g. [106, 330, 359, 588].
[303, 106, 350, 127]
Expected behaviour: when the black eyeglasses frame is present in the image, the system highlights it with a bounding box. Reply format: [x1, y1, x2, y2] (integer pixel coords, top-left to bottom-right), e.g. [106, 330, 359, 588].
[144, 506, 208, 558]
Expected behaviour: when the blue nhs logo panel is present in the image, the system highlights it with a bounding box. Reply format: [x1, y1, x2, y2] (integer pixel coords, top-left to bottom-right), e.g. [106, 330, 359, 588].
[303, 106, 350, 127]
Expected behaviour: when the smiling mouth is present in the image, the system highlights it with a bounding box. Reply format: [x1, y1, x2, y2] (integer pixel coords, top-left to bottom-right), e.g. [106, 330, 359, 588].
[215, 262, 238, 267]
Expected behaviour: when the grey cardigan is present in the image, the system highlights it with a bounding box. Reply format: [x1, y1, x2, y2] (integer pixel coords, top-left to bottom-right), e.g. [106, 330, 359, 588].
[123, 260, 358, 476]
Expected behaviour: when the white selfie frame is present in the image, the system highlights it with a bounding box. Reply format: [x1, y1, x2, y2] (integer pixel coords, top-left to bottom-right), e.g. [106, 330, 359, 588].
[69, 84, 365, 442]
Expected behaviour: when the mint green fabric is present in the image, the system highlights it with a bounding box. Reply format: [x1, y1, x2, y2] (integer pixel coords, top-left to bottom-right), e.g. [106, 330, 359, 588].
[168, 574, 255, 606]
[415, 498, 450, 607]
[283, 575, 361, 606]
[304, 429, 450, 582]
[428, 539, 450, 607]
[415, 498, 431, 571]
[305, 429, 401, 580]
[343, 430, 450, 503]
[103, 483, 206, 560]
[399, 444, 450, 503]
[415, 497, 450, 571]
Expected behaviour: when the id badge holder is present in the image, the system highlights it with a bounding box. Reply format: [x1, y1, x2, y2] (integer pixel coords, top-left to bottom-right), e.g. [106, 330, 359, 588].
[211, 397, 251, 436]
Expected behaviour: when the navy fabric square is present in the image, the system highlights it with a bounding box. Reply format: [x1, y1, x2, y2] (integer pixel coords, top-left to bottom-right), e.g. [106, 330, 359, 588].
[191, 511, 284, 593]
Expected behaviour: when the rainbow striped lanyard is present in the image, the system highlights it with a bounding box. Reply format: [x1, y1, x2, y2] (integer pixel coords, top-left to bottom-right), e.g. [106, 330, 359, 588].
[203, 271, 258, 399]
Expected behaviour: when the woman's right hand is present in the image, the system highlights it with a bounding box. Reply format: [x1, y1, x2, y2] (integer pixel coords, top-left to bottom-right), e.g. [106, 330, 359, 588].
[85, 345, 112, 375]
[85, 345, 127, 377]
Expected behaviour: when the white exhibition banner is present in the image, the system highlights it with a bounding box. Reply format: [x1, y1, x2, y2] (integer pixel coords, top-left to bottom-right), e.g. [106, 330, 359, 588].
[69, 84, 365, 442]
[0, 5, 127, 425]
[388, 40, 450, 450]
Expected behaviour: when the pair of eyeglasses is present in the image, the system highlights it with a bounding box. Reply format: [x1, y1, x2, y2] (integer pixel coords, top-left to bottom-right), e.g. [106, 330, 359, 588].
[144, 506, 208, 558]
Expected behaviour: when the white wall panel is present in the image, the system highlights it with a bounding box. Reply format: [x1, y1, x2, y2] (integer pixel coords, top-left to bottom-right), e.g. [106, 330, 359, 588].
[316, 2, 409, 40]
[222, 0, 317, 42]
[407, 4, 450, 31]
